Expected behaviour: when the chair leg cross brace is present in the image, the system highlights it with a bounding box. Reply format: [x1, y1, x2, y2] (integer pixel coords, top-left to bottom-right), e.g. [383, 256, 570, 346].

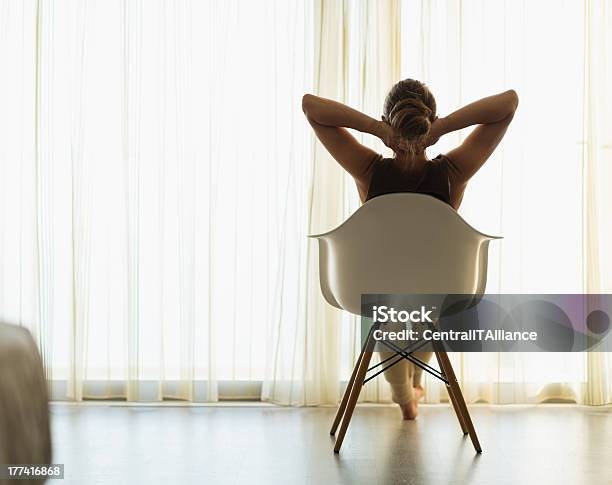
[330, 331, 482, 454]
[369, 339, 447, 384]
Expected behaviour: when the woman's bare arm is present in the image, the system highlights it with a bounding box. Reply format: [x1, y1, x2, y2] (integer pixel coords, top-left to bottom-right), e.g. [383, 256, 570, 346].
[429, 89, 519, 183]
[302, 94, 388, 196]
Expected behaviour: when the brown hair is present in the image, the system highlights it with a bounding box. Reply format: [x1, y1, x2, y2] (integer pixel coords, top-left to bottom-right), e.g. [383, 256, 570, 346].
[383, 79, 436, 155]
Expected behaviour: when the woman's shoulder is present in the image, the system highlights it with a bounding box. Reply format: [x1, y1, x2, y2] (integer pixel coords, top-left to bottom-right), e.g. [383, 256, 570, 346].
[372, 153, 392, 164]
[431, 153, 450, 164]
[432, 153, 467, 208]
[368, 154, 395, 173]
[431, 153, 462, 174]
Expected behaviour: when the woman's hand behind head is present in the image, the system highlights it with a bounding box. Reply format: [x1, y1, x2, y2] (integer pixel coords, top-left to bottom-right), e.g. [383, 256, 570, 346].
[381, 117, 442, 158]
[377, 118, 400, 151]
[424, 116, 452, 148]
[377, 119, 416, 156]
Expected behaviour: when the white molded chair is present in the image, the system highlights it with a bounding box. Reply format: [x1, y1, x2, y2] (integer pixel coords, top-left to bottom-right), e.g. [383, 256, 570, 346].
[309, 192, 501, 453]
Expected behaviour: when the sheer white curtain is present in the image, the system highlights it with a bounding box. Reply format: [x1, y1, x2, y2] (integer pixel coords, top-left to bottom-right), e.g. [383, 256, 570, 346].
[1, 1, 610, 405]
[0, 0, 312, 402]
[401, 0, 612, 405]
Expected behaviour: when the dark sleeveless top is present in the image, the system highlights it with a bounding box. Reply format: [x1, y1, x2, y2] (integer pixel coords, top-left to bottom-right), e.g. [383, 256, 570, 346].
[365, 153, 452, 206]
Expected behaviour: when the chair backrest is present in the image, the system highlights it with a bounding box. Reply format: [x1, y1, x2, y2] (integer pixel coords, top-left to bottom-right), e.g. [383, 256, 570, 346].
[309, 193, 501, 316]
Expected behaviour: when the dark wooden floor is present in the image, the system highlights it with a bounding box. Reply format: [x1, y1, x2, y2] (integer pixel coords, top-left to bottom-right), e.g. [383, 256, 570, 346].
[50, 403, 612, 485]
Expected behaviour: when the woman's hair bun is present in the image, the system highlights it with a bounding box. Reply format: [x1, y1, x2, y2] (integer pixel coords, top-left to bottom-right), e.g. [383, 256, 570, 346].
[388, 97, 432, 143]
[383, 79, 437, 151]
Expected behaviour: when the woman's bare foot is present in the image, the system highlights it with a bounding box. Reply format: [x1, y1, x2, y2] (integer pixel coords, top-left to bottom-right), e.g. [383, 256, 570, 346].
[399, 399, 418, 420]
[413, 385, 424, 401]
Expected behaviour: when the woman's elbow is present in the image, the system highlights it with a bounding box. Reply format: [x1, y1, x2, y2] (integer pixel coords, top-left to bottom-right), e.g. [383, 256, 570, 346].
[506, 89, 519, 112]
[302, 93, 315, 114]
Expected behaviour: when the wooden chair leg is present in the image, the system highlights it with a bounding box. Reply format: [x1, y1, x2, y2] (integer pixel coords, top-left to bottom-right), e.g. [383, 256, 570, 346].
[333, 333, 376, 453]
[433, 350, 468, 435]
[331, 325, 377, 435]
[330, 346, 364, 435]
[435, 349, 482, 453]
